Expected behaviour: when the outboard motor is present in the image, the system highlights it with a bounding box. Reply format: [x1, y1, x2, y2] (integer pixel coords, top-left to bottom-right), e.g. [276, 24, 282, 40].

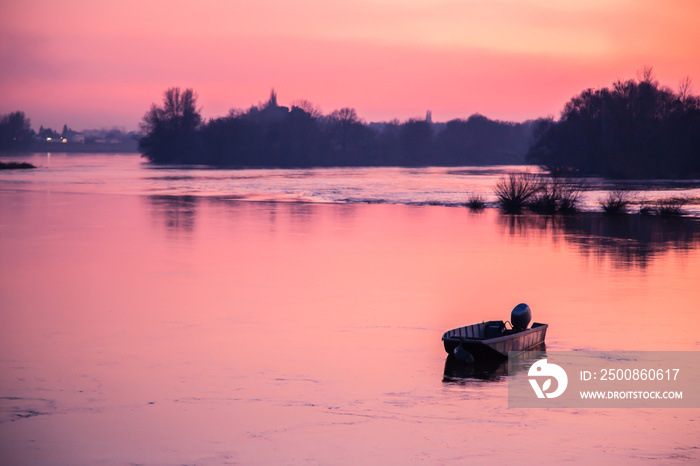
[511, 303, 531, 331]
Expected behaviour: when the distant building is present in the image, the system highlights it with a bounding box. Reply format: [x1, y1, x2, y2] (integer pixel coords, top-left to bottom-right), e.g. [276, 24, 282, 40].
[249, 89, 289, 123]
[69, 133, 85, 143]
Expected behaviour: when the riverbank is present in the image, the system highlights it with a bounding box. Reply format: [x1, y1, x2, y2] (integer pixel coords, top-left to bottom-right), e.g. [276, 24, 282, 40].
[1, 140, 138, 154]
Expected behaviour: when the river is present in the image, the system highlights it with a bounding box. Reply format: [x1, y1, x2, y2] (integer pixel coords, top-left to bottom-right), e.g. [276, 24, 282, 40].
[1, 153, 699, 464]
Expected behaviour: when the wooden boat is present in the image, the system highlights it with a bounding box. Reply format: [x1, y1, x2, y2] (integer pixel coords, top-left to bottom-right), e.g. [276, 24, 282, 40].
[442, 320, 548, 360]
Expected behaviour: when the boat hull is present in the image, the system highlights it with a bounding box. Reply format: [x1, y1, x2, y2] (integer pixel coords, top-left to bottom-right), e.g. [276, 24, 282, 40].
[442, 322, 548, 359]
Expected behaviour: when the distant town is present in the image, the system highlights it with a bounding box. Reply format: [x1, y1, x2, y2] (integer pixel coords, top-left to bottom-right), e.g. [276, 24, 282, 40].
[0, 113, 139, 153]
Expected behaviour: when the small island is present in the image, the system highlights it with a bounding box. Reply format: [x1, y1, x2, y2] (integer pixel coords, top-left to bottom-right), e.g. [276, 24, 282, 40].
[135, 68, 700, 179]
[0, 161, 36, 170]
[137, 88, 533, 168]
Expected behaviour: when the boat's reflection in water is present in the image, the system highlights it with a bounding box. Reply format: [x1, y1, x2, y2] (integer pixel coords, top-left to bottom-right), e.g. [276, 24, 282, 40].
[442, 344, 546, 383]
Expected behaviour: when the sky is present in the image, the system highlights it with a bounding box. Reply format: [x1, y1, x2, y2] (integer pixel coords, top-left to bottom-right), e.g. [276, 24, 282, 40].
[1, 0, 699, 131]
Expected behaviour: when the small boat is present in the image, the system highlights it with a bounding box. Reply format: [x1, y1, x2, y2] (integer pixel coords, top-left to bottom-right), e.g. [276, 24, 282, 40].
[442, 303, 547, 361]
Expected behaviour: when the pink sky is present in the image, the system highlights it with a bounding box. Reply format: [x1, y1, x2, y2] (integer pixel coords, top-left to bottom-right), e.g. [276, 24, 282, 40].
[1, 0, 699, 131]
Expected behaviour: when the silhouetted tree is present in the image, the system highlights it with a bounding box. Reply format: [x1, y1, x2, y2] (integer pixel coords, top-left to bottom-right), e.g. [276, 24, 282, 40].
[37, 125, 59, 140]
[0, 111, 34, 150]
[275, 105, 324, 166]
[374, 120, 401, 165]
[139, 87, 202, 163]
[292, 99, 323, 119]
[327, 107, 360, 154]
[399, 119, 432, 165]
[435, 114, 532, 165]
[527, 69, 700, 179]
[325, 108, 375, 164]
[201, 114, 263, 166]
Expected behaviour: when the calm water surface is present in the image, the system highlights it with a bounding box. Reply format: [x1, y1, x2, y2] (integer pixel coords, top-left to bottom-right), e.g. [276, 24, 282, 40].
[1, 154, 699, 464]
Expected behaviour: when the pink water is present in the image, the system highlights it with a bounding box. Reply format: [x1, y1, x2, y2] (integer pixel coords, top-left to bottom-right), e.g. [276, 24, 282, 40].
[1, 156, 699, 464]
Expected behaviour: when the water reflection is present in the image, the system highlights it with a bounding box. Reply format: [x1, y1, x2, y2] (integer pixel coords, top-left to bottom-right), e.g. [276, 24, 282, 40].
[499, 213, 700, 268]
[148, 195, 198, 235]
[442, 345, 546, 383]
[288, 202, 317, 223]
[147, 196, 333, 238]
[443, 356, 509, 383]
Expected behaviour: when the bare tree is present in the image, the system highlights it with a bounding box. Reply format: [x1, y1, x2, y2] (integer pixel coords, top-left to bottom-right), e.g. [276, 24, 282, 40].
[140, 87, 201, 135]
[329, 108, 360, 126]
[637, 65, 657, 85]
[678, 76, 693, 103]
[292, 99, 322, 119]
[138, 87, 202, 162]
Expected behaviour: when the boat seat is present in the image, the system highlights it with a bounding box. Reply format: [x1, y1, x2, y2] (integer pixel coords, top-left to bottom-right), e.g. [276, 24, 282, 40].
[484, 321, 505, 338]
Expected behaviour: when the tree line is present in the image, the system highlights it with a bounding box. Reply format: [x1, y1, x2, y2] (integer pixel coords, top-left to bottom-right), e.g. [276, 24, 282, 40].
[138, 88, 534, 167]
[527, 68, 700, 179]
